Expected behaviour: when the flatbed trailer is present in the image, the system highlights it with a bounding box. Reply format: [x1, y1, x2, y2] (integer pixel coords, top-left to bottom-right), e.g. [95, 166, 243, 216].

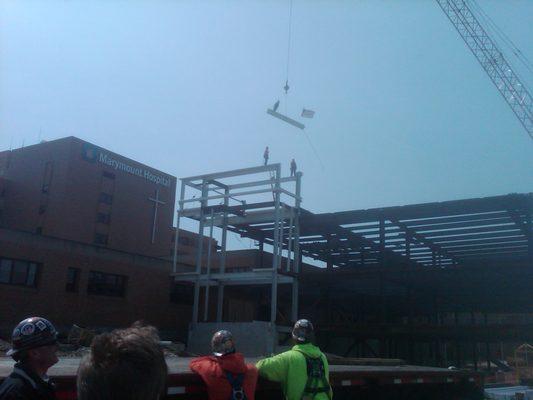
[0, 357, 484, 399]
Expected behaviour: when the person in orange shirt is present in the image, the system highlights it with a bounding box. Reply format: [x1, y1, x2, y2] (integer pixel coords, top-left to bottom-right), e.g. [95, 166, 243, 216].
[190, 330, 258, 400]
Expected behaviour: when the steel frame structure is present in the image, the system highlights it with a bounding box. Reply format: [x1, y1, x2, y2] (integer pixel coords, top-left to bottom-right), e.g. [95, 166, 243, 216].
[298, 193, 532, 270]
[170, 164, 530, 366]
[216, 192, 531, 272]
[172, 163, 302, 325]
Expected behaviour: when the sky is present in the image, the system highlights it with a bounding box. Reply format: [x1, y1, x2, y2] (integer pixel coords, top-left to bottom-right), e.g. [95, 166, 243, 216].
[1, 0, 532, 217]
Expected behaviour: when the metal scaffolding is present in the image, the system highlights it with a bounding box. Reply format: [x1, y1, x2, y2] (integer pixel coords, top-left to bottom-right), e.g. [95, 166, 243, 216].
[172, 163, 302, 325]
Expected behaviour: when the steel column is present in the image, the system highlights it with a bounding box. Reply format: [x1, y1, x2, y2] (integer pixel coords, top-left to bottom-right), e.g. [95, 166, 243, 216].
[216, 188, 229, 322]
[291, 172, 302, 322]
[172, 182, 186, 274]
[203, 208, 215, 321]
[271, 164, 282, 323]
[192, 182, 208, 325]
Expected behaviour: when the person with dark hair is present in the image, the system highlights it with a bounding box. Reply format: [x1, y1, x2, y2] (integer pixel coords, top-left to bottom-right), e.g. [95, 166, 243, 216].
[256, 319, 332, 400]
[0, 317, 59, 400]
[190, 330, 258, 400]
[76, 322, 167, 400]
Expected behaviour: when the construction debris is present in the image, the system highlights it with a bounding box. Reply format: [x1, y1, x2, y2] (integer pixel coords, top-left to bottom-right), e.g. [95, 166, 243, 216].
[67, 325, 96, 347]
[0, 339, 10, 353]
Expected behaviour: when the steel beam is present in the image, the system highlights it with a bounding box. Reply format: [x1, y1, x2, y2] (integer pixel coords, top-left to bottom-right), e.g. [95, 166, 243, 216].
[267, 109, 305, 129]
[182, 163, 280, 183]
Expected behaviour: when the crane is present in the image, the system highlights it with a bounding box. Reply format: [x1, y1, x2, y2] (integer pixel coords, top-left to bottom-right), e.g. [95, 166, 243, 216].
[436, 0, 533, 140]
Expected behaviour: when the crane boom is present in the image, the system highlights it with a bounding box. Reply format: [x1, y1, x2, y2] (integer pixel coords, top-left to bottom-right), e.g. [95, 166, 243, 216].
[436, 0, 533, 139]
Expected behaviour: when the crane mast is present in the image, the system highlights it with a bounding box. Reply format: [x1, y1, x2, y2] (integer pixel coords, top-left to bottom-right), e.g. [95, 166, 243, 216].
[436, 0, 533, 139]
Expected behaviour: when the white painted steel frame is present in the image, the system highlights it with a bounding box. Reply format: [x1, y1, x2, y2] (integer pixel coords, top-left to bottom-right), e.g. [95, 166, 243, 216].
[172, 163, 302, 325]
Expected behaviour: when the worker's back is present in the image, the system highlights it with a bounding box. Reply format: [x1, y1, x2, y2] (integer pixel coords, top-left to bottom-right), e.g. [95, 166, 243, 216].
[190, 352, 258, 400]
[256, 342, 332, 400]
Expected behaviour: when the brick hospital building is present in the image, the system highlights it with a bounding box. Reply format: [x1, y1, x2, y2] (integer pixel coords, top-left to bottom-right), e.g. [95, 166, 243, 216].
[0, 137, 208, 337]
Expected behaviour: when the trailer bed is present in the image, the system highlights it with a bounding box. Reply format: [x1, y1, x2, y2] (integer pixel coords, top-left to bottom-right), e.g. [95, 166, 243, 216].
[0, 357, 484, 399]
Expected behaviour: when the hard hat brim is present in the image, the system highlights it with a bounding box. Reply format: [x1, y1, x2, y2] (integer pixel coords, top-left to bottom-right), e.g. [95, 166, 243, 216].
[7, 338, 58, 357]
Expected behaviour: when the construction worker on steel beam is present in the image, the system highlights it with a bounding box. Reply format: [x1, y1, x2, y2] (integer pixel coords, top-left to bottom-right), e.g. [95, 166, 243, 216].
[290, 159, 297, 177]
[263, 147, 269, 166]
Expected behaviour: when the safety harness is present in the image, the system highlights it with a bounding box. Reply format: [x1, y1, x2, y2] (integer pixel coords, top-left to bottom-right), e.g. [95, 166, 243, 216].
[299, 353, 332, 400]
[225, 371, 247, 400]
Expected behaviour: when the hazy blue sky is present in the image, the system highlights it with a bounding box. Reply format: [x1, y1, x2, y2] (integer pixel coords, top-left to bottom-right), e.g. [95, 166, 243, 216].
[1, 0, 532, 215]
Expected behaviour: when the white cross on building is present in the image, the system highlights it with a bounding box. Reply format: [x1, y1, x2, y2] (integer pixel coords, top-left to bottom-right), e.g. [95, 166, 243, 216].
[148, 189, 166, 244]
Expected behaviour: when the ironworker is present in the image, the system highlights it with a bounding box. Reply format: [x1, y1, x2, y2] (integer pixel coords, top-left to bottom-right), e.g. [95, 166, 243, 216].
[190, 330, 258, 400]
[77, 322, 167, 400]
[263, 146, 269, 166]
[290, 159, 297, 177]
[256, 319, 332, 400]
[0, 317, 59, 400]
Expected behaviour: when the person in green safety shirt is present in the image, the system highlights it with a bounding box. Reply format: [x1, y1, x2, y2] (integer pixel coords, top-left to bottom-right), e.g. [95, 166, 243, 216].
[256, 319, 332, 400]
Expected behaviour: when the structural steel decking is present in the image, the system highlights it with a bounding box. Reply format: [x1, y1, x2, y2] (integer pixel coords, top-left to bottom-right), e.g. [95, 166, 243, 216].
[231, 193, 532, 270]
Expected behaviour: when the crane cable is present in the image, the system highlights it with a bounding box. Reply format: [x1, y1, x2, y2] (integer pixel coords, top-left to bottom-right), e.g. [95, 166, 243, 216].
[284, 0, 294, 114]
[467, 0, 533, 81]
[469, 0, 533, 73]
[303, 130, 325, 170]
[283, 0, 325, 169]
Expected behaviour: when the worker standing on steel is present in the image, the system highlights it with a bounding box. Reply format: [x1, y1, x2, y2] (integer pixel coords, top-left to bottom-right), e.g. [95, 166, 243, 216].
[256, 319, 332, 400]
[290, 159, 297, 177]
[0, 317, 59, 400]
[263, 146, 269, 166]
[190, 330, 258, 400]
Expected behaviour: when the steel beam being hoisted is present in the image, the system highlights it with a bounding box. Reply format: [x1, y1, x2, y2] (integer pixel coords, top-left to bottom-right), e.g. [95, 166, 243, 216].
[267, 108, 305, 130]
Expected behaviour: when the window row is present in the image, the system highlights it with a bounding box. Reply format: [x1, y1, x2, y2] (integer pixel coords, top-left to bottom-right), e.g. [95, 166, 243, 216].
[0, 259, 194, 304]
[67, 268, 127, 297]
[0, 260, 127, 298]
[0, 258, 38, 287]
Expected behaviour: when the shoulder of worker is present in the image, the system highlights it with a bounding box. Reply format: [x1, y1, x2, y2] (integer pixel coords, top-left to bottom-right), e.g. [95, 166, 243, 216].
[217, 352, 253, 375]
[225, 352, 257, 374]
[245, 362, 258, 375]
[0, 373, 25, 399]
[189, 355, 218, 372]
[256, 346, 308, 369]
[291, 343, 327, 360]
[0, 370, 54, 400]
[256, 349, 290, 368]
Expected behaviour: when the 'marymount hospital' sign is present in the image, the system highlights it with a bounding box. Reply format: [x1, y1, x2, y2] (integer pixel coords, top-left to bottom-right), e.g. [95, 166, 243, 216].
[82, 143, 171, 187]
